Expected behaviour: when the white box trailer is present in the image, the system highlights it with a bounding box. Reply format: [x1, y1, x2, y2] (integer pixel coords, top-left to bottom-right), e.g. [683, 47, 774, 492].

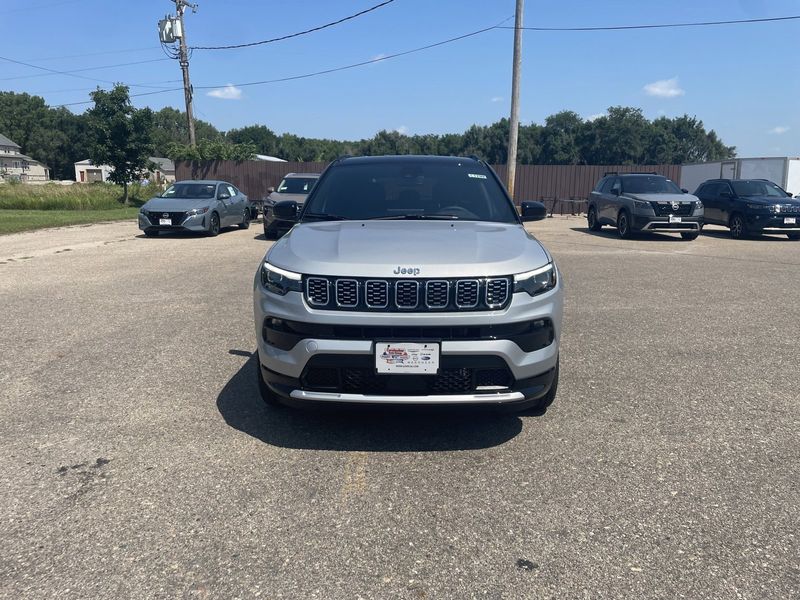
[681, 157, 800, 196]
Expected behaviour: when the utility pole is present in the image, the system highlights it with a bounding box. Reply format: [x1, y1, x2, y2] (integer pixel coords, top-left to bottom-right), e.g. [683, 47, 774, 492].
[175, 0, 197, 147]
[506, 0, 524, 200]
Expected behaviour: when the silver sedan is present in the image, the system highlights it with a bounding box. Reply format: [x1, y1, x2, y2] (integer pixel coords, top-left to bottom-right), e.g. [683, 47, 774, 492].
[139, 180, 252, 237]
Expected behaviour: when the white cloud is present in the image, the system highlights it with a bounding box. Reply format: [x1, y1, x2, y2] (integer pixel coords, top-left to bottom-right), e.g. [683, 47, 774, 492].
[490, 96, 504, 103]
[394, 125, 409, 135]
[768, 126, 790, 135]
[643, 77, 685, 98]
[207, 84, 242, 100]
[586, 113, 605, 122]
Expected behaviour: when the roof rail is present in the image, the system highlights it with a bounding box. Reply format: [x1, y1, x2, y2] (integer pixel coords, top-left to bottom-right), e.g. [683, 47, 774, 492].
[608, 171, 660, 176]
[604, 171, 618, 176]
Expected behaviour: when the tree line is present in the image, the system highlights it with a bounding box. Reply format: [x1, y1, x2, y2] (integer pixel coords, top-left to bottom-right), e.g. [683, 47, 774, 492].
[0, 87, 735, 183]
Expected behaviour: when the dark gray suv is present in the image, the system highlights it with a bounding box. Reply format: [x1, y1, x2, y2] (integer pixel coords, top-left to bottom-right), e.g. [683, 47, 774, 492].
[587, 173, 704, 240]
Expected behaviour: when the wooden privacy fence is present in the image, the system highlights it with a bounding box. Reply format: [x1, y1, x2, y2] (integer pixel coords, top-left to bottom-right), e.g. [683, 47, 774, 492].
[176, 160, 681, 211]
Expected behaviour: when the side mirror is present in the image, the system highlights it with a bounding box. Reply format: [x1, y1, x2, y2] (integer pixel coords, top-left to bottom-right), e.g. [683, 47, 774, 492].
[273, 200, 299, 220]
[520, 201, 547, 222]
[218, 192, 231, 200]
[681, 188, 689, 194]
[267, 186, 275, 194]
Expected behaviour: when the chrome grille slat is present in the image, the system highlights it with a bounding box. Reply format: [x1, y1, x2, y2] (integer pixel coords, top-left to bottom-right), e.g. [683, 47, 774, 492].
[335, 279, 358, 307]
[365, 280, 389, 308]
[455, 280, 479, 308]
[395, 280, 419, 309]
[306, 277, 329, 306]
[425, 280, 449, 308]
[485, 278, 509, 308]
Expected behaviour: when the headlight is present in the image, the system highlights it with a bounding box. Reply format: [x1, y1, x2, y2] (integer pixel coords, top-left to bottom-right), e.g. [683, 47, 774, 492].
[514, 263, 557, 297]
[140, 208, 147, 215]
[694, 200, 703, 210]
[187, 206, 209, 216]
[746, 203, 775, 212]
[260, 262, 302, 295]
[632, 199, 651, 211]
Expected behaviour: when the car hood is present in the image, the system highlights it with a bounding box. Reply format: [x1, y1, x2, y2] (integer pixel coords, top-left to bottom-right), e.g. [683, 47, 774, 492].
[266, 220, 550, 278]
[628, 193, 699, 203]
[142, 197, 213, 211]
[740, 196, 800, 206]
[267, 192, 308, 204]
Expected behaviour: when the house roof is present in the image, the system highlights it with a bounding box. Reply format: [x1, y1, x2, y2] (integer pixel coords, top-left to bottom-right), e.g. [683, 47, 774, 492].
[149, 157, 175, 172]
[0, 133, 21, 148]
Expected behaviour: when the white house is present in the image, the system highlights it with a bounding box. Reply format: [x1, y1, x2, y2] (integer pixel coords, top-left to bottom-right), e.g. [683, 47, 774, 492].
[0, 133, 50, 182]
[74, 157, 176, 184]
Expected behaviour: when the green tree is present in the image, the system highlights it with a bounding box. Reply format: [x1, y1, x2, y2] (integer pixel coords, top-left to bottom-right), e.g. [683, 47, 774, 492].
[87, 85, 155, 205]
[540, 111, 583, 164]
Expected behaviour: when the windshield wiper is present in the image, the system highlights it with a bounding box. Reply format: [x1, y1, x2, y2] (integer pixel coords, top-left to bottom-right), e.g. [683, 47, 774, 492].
[364, 214, 460, 221]
[303, 212, 346, 221]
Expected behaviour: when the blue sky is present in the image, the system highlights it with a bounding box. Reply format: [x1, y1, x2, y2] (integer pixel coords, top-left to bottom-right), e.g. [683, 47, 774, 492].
[1, 0, 798, 157]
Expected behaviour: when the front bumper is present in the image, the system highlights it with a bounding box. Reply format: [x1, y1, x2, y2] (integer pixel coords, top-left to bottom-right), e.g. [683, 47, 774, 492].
[632, 214, 703, 232]
[138, 213, 207, 232]
[253, 272, 563, 404]
[745, 213, 800, 232]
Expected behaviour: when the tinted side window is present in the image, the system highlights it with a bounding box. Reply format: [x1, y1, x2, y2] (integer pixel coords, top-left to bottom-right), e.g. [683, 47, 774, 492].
[610, 178, 621, 195]
[599, 178, 614, 193]
[227, 185, 237, 197]
[594, 177, 609, 192]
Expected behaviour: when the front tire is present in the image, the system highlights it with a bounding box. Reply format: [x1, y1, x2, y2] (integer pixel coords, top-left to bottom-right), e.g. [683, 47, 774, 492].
[681, 232, 699, 241]
[587, 207, 602, 231]
[239, 209, 251, 230]
[617, 209, 632, 239]
[207, 212, 220, 237]
[730, 214, 747, 239]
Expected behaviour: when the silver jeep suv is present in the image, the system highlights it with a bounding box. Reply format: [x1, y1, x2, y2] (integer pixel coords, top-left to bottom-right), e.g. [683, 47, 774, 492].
[253, 155, 563, 411]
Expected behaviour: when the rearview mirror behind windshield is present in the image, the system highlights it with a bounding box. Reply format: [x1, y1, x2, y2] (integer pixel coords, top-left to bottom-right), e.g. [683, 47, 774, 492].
[520, 201, 547, 222]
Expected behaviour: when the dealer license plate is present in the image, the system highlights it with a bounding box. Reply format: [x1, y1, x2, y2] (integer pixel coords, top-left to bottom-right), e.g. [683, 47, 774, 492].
[159, 218, 172, 226]
[785, 217, 796, 225]
[375, 342, 440, 374]
[669, 216, 682, 223]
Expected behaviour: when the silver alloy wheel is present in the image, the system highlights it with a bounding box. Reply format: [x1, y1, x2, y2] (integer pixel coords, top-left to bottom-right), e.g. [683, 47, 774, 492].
[588, 208, 597, 229]
[731, 215, 744, 239]
[618, 212, 629, 238]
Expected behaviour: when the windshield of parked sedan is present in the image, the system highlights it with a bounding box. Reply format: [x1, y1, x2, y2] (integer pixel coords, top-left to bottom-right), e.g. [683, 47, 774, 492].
[300, 161, 519, 223]
[621, 176, 682, 195]
[161, 183, 217, 199]
[731, 180, 788, 198]
[277, 177, 317, 194]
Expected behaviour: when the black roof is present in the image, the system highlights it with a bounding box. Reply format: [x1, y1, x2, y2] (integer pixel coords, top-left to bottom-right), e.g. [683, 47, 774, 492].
[336, 154, 482, 165]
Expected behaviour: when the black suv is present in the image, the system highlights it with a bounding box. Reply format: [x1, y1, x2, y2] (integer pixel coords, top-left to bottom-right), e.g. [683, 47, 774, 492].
[694, 179, 800, 240]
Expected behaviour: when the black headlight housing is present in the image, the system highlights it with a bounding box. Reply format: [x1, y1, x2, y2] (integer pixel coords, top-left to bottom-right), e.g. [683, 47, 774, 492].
[260, 262, 303, 295]
[513, 263, 557, 297]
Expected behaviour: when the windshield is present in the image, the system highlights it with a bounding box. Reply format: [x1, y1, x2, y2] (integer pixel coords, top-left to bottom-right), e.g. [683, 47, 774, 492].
[731, 180, 788, 198]
[621, 176, 682, 195]
[300, 161, 519, 223]
[277, 177, 317, 194]
[161, 183, 217, 199]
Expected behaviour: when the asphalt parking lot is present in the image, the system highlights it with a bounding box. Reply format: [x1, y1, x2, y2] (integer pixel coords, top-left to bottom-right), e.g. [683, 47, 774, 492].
[1, 217, 798, 599]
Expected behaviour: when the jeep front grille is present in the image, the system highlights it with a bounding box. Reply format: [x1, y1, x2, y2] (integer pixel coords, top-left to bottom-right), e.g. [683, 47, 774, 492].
[335, 279, 358, 307]
[306, 277, 329, 306]
[303, 276, 513, 312]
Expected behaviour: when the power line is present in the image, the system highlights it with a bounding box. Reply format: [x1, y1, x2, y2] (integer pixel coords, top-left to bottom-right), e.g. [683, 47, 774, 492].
[55, 17, 513, 107]
[190, 0, 397, 50]
[499, 14, 800, 32]
[0, 58, 170, 82]
[195, 18, 512, 90]
[27, 47, 161, 62]
[0, 55, 176, 90]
